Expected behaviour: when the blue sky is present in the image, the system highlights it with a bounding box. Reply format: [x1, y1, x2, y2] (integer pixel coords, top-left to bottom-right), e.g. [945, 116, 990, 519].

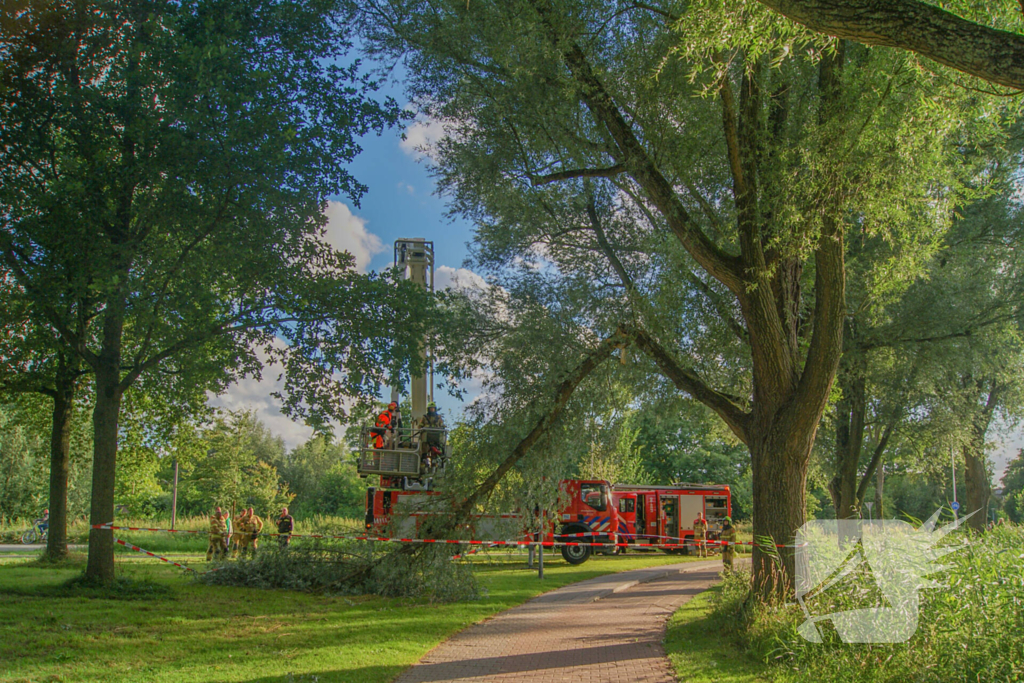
[210, 90, 485, 447]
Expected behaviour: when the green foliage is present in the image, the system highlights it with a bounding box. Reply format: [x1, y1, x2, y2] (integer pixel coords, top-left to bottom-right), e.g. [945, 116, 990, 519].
[0, 401, 48, 519]
[0, 395, 92, 521]
[179, 410, 292, 516]
[704, 526, 1024, 682]
[369, 545, 480, 603]
[275, 435, 369, 518]
[1000, 450, 1024, 523]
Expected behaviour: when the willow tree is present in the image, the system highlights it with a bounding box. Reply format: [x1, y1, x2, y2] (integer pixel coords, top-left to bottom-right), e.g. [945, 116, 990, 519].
[362, 0, 1008, 594]
[1, 0, 430, 582]
[755, 0, 1024, 91]
[827, 188, 1024, 524]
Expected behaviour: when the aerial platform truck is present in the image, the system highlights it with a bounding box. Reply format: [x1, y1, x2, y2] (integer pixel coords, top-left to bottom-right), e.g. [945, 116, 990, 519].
[357, 240, 732, 564]
[356, 239, 456, 532]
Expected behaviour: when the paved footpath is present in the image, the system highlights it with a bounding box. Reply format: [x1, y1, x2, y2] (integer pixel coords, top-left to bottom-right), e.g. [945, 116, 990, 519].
[396, 559, 729, 683]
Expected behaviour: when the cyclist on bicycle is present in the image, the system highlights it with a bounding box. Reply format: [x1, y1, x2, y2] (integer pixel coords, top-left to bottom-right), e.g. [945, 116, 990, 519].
[38, 509, 49, 534]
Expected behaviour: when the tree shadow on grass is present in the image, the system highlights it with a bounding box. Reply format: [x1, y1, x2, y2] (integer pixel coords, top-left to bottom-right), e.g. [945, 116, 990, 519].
[2, 572, 174, 600]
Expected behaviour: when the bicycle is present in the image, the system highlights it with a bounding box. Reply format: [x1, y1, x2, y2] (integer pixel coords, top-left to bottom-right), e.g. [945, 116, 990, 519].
[21, 520, 48, 545]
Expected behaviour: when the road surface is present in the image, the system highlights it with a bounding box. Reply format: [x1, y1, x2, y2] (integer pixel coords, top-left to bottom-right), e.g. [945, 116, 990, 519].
[396, 559, 735, 683]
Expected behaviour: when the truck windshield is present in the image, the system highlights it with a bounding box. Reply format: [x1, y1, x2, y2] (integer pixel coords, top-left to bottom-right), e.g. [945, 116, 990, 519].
[581, 483, 607, 511]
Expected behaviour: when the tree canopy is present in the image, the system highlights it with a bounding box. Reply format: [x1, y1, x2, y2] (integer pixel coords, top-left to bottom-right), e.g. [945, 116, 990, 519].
[1, 0, 432, 581]
[360, 0, 1015, 594]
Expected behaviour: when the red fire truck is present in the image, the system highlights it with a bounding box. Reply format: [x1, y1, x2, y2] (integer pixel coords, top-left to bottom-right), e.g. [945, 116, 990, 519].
[363, 478, 731, 566]
[552, 480, 732, 564]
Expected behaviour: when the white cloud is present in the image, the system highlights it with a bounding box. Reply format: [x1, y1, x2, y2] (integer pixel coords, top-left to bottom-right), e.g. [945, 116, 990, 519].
[207, 343, 314, 451]
[400, 116, 448, 161]
[397, 181, 415, 195]
[435, 265, 489, 293]
[322, 201, 385, 273]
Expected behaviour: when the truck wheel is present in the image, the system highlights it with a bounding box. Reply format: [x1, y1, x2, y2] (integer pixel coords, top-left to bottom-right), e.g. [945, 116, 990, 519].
[561, 543, 591, 565]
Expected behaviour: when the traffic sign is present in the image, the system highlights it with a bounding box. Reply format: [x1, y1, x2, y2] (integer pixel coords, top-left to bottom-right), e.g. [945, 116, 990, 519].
[951, 501, 960, 511]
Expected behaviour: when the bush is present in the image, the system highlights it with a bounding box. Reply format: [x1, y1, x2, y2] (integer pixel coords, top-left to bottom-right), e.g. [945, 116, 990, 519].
[197, 538, 373, 593]
[197, 538, 479, 602]
[714, 524, 1024, 682]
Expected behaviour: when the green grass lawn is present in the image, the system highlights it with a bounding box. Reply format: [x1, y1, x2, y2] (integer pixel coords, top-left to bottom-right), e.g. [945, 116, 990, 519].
[0, 548, 704, 683]
[665, 584, 769, 683]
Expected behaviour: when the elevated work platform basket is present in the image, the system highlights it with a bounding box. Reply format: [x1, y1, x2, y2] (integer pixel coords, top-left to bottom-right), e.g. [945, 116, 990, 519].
[356, 426, 448, 477]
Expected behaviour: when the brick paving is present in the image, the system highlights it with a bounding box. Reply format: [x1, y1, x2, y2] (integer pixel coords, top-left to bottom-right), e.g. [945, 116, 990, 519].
[396, 559, 727, 683]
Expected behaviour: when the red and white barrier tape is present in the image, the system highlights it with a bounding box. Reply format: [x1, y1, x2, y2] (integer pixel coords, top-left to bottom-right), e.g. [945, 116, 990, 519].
[95, 523, 794, 549]
[115, 538, 194, 572]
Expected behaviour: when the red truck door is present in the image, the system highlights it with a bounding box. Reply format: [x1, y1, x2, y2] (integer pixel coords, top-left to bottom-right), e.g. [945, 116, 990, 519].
[659, 495, 679, 541]
[644, 493, 658, 539]
[616, 493, 637, 540]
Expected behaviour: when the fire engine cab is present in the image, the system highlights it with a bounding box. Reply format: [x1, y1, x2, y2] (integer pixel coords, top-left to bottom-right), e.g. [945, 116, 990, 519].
[550, 480, 731, 564]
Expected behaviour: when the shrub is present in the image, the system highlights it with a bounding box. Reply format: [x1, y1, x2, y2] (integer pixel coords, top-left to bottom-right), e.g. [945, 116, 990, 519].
[197, 538, 373, 593]
[713, 524, 1024, 682]
[197, 538, 479, 602]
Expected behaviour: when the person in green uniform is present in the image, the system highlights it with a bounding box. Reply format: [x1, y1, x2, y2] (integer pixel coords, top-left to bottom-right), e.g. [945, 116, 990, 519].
[721, 516, 736, 571]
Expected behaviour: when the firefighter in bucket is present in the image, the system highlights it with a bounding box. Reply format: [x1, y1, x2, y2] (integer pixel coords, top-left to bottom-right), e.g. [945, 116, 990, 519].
[415, 401, 445, 470]
[370, 401, 398, 449]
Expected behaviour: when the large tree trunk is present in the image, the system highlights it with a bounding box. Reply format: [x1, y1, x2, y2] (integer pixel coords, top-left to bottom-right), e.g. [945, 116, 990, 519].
[962, 380, 999, 532]
[744, 45, 847, 596]
[45, 355, 78, 561]
[523, 1, 848, 599]
[85, 310, 125, 583]
[749, 414, 815, 595]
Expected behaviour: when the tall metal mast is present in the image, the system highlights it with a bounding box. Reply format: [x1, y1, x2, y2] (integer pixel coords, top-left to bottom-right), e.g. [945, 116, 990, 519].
[393, 239, 434, 421]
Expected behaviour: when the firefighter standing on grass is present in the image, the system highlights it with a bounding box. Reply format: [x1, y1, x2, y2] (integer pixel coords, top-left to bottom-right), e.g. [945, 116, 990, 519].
[206, 507, 228, 561]
[231, 508, 250, 558]
[246, 507, 264, 555]
[693, 513, 708, 558]
[721, 516, 736, 571]
[277, 507, 294, 548]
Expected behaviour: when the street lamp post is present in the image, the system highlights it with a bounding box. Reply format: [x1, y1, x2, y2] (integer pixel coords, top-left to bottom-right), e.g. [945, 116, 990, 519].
[171, 458, 179, 530]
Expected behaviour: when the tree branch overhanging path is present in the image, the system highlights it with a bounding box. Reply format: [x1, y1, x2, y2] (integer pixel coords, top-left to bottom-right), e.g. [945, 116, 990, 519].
[756, 0, 1024, 91]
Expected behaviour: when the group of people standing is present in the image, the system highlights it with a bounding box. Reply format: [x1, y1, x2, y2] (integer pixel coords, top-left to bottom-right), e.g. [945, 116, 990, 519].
[206, 506, 295, 561]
